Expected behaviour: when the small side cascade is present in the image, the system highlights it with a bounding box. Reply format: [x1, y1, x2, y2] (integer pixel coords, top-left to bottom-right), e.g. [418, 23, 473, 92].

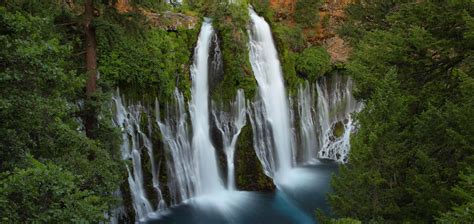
[212, 89, 247, 190]
[247, 97, 276, 178]
[156, 91, 196, 204]
[112, 92, 166, 221]
[314, 75, 362, 162]
[288, 97, 298, 167]
[296, 81, 318, 164]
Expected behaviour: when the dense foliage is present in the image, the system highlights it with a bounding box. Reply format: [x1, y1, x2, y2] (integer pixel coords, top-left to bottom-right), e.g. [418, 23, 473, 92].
[0, 3, 123, 222]
[295, 46, 331, 82]
[330, 0, 474, 222]
[97, 21, 197, 101]
[4, 0, 473, 223]
[0, 159, 109, 222]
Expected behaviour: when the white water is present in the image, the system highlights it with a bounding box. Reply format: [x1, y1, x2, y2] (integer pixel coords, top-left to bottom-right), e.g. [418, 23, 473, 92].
[112, 21, 228, 222]
[248, 8, 293, 176]
[189, 19, 225, 194]
[291, 75, 361, 164]
[315, 75, 362, 162]
[248, 98, 276, 177]
[156, 91, 196, 204]
[296, 81, 318, 163]
[212, 89, 247, 190]
[113, 92, 166, 221]
[112, 10, 363, 222]
[155, 20, 247, 204]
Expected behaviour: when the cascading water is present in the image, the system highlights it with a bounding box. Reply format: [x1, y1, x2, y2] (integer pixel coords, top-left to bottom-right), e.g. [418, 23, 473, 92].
[212, 89, 247, 190]
[154, 20, 226, 204]
[315, 75, 362, 162]
[189, 19, 225, 194]
[112, 9, 363, 222]
[248, 98, 276, 177]
[296, 81, 318, 163]
[248, 8, 293, 177]
[291, 75, 361, 164]
[156, 91, 195, 204]
[113, 92, 166, 221]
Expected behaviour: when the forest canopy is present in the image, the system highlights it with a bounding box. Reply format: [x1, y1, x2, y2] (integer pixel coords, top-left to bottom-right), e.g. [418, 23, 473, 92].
[330, 0, 474, 222]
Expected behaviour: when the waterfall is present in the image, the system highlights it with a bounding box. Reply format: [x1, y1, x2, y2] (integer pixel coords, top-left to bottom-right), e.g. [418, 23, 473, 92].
[248, 8, 293, 177]
[315, 75, 362, 162]
[155, 20, 225, 203]
[247, 8, 361, 168]
[296, 81, 318, 163]
[212, 89, 247, 190]
[156, 91, 195, 204]
[165, 0, 182, 5]
[189, 19, 225, 194]
[112, 20, 229, 221]
[113, 92, 165, 221]
[112, 10, 363, 221]
[292, 75, 362, 164]
[248, 98, 276, 177]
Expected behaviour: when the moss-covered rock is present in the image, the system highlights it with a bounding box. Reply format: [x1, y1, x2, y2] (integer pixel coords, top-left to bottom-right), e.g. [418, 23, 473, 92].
[332, 121, 345, 138]
[210, 3, 257, 103]
[235, 125, 275, 191]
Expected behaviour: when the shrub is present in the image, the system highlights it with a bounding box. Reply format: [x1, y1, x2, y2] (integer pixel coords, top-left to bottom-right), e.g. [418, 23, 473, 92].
[0, 159, 109, 223]
[295, 46, 331, 82]
[295, 0, 322, 28]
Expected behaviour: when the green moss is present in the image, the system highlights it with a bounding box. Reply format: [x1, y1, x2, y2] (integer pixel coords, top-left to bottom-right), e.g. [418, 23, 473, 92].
[235, 125, 275, 191]
[270, 24, 306, 96]
[210, 2, 257, 102]
[333, 121, 345, 138]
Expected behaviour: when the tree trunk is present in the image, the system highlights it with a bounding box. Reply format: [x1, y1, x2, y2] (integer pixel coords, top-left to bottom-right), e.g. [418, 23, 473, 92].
[84, 0, 97, 137]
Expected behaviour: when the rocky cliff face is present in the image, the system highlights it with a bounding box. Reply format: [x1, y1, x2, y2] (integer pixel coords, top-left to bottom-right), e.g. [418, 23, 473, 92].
[144, 11, 198, 30]
[115, 0, 198, 30]
[270, 0, 352, 62]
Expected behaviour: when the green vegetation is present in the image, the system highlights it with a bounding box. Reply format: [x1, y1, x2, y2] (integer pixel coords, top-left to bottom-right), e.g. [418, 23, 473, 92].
[295, 0, 322, 28]
[3, 0, 473, 223]
[332, 122, 345, 138]
[272, 23, 305, 94]
[97, 22, 198, 101]
[330, 0, 474, 222]
[296, 46, 331, 82]
[437, 169, 474, 223]
[0, 0, 195, 222]
[0, 3, 123, 222]
[209, 1, 257, 102]
[0, 159, 110, 223]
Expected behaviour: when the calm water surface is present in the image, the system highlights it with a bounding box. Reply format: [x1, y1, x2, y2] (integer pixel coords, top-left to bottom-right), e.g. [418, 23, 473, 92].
[146, 161, 338, 224]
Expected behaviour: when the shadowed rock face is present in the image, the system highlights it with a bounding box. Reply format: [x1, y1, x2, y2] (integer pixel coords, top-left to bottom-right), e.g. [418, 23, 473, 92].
[145, 11, 198, 30]
[114, 0, 198, 31]
[208, 34, 224, 93]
